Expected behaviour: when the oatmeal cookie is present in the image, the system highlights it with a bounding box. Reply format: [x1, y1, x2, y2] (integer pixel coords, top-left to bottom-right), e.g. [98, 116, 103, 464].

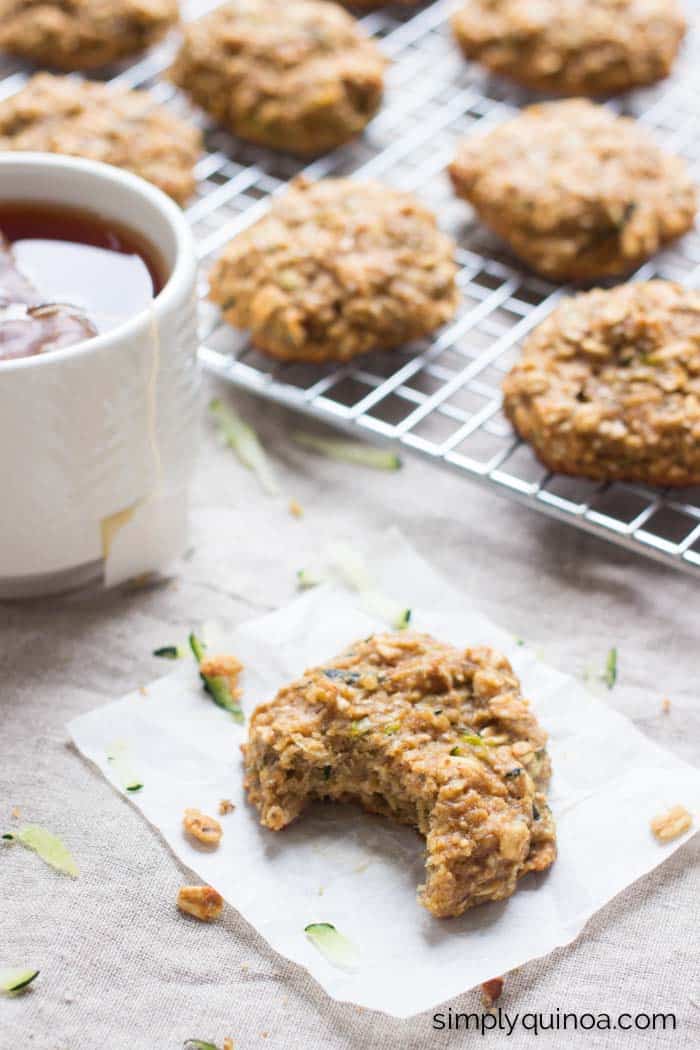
[451, 0, 686, 96]
[448, 100, 697, 282]
[243, 632, 556, 918]
[209, 176, 459, 363]
[169, 0, 385, 156]
[0, 0, 178, 71]
[503, 281, 700, 487]
[0, 75, 201, 205]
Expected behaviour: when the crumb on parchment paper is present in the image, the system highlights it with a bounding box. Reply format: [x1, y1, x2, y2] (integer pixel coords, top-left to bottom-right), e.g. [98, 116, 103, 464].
[661, 697, 671, 714]
[199, 654, 244, 700]
[650, 805, 693, 843]
[289, 499, 304, 518]
[218, 799, 236, 815]
[183, 808, 223, 847]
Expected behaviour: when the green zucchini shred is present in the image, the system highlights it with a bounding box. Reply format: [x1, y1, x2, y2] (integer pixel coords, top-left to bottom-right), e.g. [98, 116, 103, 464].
[292, 431, 402, 471]
[153, 645, 185, 659]
[107, 744, 144, 794]
[189, 633, 244, 723]
[604, 647, 618, 689]
[210, 398, 280, 497]
[0, 968, 39, 994]
[304, 922, 359, 970]
[9, 825, 78, 877]
[461, 733, 485, 747]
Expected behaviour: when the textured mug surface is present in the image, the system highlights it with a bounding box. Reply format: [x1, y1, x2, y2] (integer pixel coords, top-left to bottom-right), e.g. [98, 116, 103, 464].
[0, 154, 200, 597]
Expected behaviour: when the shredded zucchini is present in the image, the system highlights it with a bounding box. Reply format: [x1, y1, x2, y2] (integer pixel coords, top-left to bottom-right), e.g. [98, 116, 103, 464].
[5, 825, 79, 877]
[0, 968, 39, 994]
[461, 733, 485, 747]
[189, 633, 244, 724]
[210, 398, 281, 496]
[327, 543, 411, 630]
[349, 718, 371, 737]
[296, 568, 328, 590]
[153, 645, 185, 659]
[107, 742, 144, 793]
[292, 432, 401, 471]
[304, 923, 359, 971]
[604, 647, 618, 689]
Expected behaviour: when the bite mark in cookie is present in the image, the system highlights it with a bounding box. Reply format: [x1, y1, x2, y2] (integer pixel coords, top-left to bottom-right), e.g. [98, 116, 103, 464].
[243, 632, 556, 918]
[449, 100, 696, 282]
[503, 281, 700, 487]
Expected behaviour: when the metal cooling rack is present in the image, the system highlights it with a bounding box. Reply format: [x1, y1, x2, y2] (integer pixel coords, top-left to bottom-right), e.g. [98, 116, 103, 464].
[2, 0, 700, 575]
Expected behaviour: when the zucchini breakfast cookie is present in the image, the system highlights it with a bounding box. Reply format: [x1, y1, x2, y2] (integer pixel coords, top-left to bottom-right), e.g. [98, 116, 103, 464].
[448, 100, 697, 283]
[208, 177, 459, 364]
[503, 281, 700, 487]
[243, 632, 556, 918]
[169, 0, 385, 156]
[0, 75, 201, 206]
[0, 0, 178, 71]
[451, 0, 686, 97]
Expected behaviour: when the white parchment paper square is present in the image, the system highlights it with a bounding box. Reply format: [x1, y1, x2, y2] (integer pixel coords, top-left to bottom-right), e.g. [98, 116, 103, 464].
[68, 529, 700, 1017]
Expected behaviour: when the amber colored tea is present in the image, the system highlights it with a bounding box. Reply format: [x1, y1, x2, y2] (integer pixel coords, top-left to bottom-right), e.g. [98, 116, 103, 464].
[0, 202, 165, 362]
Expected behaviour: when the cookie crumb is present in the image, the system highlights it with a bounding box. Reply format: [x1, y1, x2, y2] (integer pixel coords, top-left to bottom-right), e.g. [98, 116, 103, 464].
[650, 805, 693, 843]
[199, 654, 244, 700]
[176, 885, 224, 921]
[481, 977, 504, 1009]
[223, 1039, 234, 1050]
[139, 685, 148, 697]
[289, 499, 304, 519]
[218, 799, 236, 816]
[661, 697, 671, 714]
[183, 808, 223, 847]
[10, 806, 20, 820]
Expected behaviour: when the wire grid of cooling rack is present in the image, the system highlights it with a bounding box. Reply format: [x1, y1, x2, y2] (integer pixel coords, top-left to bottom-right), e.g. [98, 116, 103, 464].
[2, 0, 700, 575]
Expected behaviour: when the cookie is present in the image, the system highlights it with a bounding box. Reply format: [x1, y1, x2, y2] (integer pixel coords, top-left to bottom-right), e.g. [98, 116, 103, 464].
[243, 631, 556, 918]
[451, 0, 686, 96]
[0, 74, 202, 205]
[169, 0, 385, 156]
[449, 100, 696, 282]
[0, 0, 178, 71]
[503, 281, 700, 487]
[208, 176, 459, 364]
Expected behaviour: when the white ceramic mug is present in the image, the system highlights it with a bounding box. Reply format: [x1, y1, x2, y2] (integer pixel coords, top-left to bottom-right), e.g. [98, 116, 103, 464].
[0, 154, 200, 598]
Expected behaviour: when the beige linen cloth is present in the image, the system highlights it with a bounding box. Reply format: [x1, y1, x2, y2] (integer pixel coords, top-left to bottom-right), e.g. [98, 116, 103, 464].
[1, 383, 698, 1049]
